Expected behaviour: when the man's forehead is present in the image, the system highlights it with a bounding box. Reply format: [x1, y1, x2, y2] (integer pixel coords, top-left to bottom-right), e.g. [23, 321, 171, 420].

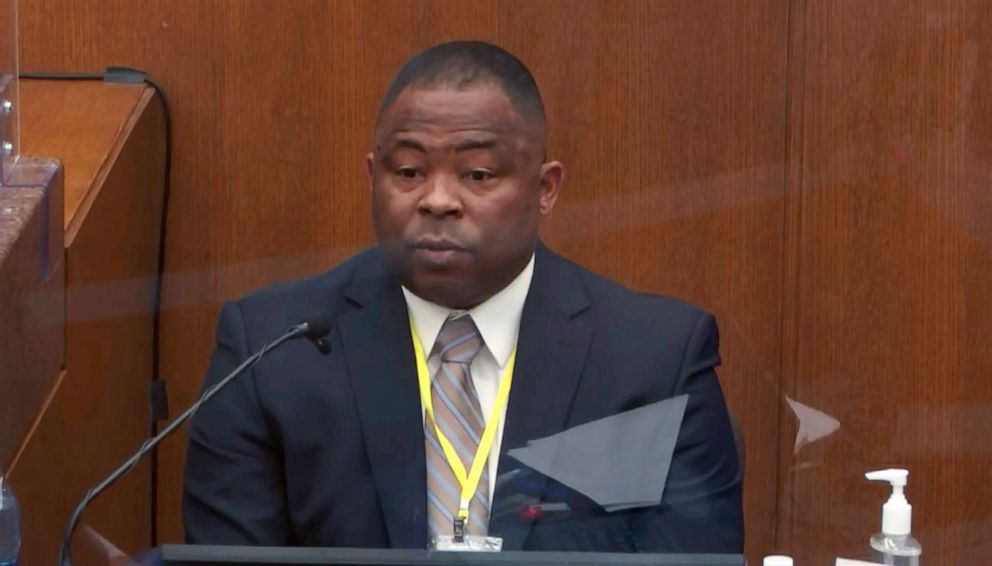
[376, 85, 530, 139]
[380, 131, 499, 151]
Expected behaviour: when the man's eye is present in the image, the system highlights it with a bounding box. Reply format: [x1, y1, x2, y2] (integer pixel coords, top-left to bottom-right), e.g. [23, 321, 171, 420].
[466, 169, 494, 182]
[396, 166, 421, 179]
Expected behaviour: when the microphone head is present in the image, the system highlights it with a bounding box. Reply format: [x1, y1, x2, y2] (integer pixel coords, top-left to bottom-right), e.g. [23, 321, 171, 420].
[302, 313, 333, 339]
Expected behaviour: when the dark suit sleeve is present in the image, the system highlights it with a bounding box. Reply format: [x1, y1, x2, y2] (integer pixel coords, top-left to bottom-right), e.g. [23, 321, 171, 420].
[631, 311, 744, 553]
[182, 301, 293, 545]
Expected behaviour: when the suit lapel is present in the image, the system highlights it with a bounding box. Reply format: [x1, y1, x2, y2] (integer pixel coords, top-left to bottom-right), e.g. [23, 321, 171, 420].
[337, 259, 427, 548]
[489, 244, 594, 550]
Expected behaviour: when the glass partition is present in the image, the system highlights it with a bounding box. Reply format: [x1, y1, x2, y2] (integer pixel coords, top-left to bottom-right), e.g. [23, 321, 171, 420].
[3, 2, 991, 566]
[0, 0, 16, 184]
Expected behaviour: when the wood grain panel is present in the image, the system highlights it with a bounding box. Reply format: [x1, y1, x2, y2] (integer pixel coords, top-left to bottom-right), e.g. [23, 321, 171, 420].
[780, 1, 992, 563]
[17, 81, 147, 241]
[0, 164, 64, 468]
[19, 1, 791, 562]
[8, 82, 166, 564]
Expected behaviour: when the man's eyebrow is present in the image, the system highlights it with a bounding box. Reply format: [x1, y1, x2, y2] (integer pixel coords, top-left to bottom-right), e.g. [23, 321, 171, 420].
[378, 137, 499, 153]
[452, 138, 498, 152]
[385, 138, 428, 153]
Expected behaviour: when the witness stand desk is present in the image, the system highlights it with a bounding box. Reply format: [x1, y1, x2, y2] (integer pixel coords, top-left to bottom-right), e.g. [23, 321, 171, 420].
[1, 79, 166, 565]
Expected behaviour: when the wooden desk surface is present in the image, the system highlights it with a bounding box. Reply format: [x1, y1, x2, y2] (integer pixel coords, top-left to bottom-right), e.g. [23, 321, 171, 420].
[19, 79, 152, 244]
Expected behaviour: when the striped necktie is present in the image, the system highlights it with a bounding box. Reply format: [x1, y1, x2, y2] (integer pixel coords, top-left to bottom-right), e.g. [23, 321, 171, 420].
[425, 314, 490, 539]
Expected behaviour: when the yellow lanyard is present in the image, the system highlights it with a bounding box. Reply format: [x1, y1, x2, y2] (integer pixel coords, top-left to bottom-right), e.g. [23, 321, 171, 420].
[411, 320, 516, 530]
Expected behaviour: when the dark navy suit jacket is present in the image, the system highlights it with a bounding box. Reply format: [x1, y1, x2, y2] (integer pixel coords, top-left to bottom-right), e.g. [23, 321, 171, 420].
[182, 244, 743, 553]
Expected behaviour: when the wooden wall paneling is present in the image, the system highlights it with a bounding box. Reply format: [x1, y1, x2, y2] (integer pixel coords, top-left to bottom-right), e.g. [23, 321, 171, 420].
[780, 1, 992, 563]
[775, 0, 806, 557]
[19, 2, 791, 562]
[8, 81, 166, 564]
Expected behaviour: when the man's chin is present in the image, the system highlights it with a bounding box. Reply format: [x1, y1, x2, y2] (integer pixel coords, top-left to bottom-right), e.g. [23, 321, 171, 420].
[405, 272, 482, 310]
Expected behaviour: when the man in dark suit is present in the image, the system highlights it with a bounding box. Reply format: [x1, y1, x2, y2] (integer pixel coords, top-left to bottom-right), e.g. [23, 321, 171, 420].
[183, 40, 743, 554]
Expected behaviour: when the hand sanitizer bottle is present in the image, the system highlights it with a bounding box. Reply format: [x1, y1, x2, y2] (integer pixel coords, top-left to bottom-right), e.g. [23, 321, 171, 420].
[0, 471, 20, 566]
[865, 469, 922, 566]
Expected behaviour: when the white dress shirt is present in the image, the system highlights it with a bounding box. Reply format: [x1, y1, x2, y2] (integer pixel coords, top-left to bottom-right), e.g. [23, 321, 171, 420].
[402, 253, 535, 501]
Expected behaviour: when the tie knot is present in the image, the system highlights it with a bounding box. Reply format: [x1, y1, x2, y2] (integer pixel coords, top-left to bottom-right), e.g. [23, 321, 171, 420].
[436, 315, 483, 364]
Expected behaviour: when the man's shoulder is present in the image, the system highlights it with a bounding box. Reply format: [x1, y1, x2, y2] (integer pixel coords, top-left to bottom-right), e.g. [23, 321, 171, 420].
[551, 250, 710, 327]
[230, 246, 385, 324]
[559, 252, 706, 320]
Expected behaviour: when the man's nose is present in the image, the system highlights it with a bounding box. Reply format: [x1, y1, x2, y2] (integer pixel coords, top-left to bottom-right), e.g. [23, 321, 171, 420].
[418, 173, 462, 217]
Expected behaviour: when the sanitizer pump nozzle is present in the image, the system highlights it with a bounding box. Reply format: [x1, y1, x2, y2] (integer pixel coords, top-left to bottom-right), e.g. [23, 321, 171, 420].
[865, 469, 912, 536]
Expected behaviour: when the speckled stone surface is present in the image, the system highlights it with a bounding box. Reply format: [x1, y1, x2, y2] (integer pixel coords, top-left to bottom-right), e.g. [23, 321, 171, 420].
[0, 189, 43, 265]
[0, 160, 65, 467]
[0, 157, 64, 272]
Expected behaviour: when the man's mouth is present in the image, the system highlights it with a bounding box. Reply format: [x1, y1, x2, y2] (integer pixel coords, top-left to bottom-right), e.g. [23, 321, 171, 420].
[411, 237, 470, 251]
[409, 238, 471, 266]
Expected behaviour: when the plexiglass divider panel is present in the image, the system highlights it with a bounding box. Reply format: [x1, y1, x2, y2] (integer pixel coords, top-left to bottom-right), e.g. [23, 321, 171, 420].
[0, 0, 17, 184]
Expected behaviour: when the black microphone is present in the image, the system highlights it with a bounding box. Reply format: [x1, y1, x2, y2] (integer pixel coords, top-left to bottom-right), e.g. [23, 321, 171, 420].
[303, 313, 333, 354]
[59, 314, 332, 566]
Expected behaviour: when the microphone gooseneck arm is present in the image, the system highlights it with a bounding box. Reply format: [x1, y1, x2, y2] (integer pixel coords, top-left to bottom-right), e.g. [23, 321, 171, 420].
[59, 318, 328, 566]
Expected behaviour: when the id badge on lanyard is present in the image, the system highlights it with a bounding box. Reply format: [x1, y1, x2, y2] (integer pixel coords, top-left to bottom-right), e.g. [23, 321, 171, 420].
[411, 320, 514, 552]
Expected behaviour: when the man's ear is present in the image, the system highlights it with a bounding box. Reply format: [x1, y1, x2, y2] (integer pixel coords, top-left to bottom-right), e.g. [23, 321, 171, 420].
[365, 152, 375, 191]
[538, 161, 565, 216]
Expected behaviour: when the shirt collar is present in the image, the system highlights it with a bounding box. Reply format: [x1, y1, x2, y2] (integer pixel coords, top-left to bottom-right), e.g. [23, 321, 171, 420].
[402, 253, 535, 369]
